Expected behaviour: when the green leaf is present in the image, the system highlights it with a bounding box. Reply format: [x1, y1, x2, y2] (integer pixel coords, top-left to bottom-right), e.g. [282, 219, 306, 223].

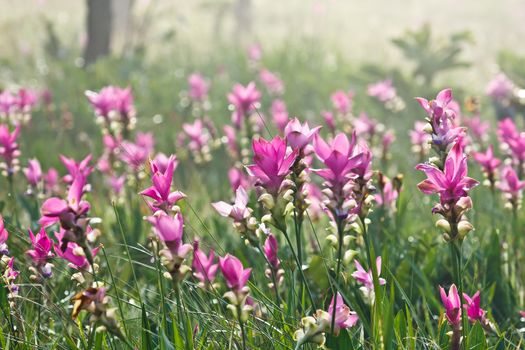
[466, 322, 487, 350]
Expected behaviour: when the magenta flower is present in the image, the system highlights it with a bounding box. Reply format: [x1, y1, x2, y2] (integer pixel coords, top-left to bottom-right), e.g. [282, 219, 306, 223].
[85, 86, 134, 118]
[352, 256, 386, 292]
[44, 168, 59, 194]
[284, 118, 321, 150]
[192, 240, 218, 287]
[498, 118, 519, 144]
[271, 99, 289, 132]
[228, 82, 261, 128]
[120, 140, 151, 170]
[148, 213, 192, 259]
[24, 158, 42, 187]
[228, 167, 249, 192]
[54, 229, 99, 270]
[354, 113, 378, 139]
[415, 88, 456, 120]
[463, 291, 486, 323]
[4, 257, 19, 296]
[331, 90, 353, 115]
[182, 119, 211, 152]
[152, 153, 176, 174]
[463, 116, 489, 142]
[212, 186, 250, 222]
[188, 73, 210, 102]
[246, 136, 297, 194]
[0, 124, 21, 175]
[219, 254, 251, 291]
[312, 132, 361, 185]
[0, 216, 9, 255]
[321, 111, 336, 134]
[40, 173, 90, 227]
[26, 228, 54, 277]
[472, 145, 501, 176]
[60, 154, 93, 184]
[0, 91, 15, 115]
[327, 293, 359, 335]
[486, 73, 514, 100]
[263, 234, 280, 270]
[16, 88, 38, 112]
[375, 179, 398, 207]
[259, 69, 284, 95]
[368, 79, 396, 103]
[498, 166, 525, 198]
[416, 142, 478, 203]
[248, 43, 262, 62]
[440, 284, 461, 326]
[410, 121, 431, 148]
[140, 154, 185, 213]
[108, 175, 126, 195]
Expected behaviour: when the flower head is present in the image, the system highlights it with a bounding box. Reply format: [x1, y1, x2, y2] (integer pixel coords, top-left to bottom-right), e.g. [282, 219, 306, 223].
[440, 284, 461, 326]
[263, 234, 280, 270]
[60, 154, 93, 184]
[54, 229, 99, 270]
[26, 228, 54, 266]
[219, 254, 251, 291]
[228, 82, 261, 128]
[24, 158, 42, 187]
[331, 90, 353, 115]
[368, 79, 396, 102]
[284, 118, 321, 150]
[498, 166, 525, 198]
[259, 69, 284, 95]
[0, 216, 9, 255]
[148, 212, 192, 259]
[188, 73, 210, 101]
[463, 291, 486, 323]
[271, 99, 289, 132]
[212, 186, 250, 222]
[472, 145, 501, 176]
[0, 124, 21, 175]
[326, 293, 359, 335]
[192, 240, 218, 287]
[352, 256, 386, 292]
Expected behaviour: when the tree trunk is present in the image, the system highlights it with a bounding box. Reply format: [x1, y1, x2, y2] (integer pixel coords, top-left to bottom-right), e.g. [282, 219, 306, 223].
[84, 0, 113, 65]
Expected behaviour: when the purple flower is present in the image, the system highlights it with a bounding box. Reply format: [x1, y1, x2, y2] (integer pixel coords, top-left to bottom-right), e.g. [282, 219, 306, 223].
[228, 82, 261, 129]
[331, 90, 353, 115]
[259, 69, 284, 95]
[263, 234, 280, 270]
[0, 124, 21, 175]
[472, 145, 501, 176]
[212, 186, 250, 222]
[352, 256, 386, 292]
[498, 166, 525, 198]
[192, 240, 218, 287]
[0, 216, 9, 255]
[60, 154, 93, 184]
[440, 284, 461, 326]
[486, 73, 514, 100]
[368, 79, 396, 102]
[327, 292, 359, 335]
[219, 254, 251, 291]
[463, 291, 486, 323]
[24, 158, 42, 187]
[284, 118, 321, 150]
[26, 228, 54, 276]
[271, 99, 289, 132]
[54, 229, 99, 270]
[148, 213, 192, 259]
[188, 73, 210, 101]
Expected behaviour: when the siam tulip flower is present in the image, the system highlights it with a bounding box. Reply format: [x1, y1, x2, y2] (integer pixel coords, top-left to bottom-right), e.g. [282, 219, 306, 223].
[0, 91, 15, 115]
[331, 90, 353, 115]
[352, 257, 386, 296]
[140, 155, 185, 213]
[368, 79, 396, 103]
[259, 69, 284, 95]
[375, 175, 399, 208]
[321, 111, 336, 134]
[148, 212, 192, 261]
[0, 124, 21, 176]
[0, 216, 9, 255]
[152, 153, 176, 174]
[223, 125, 239, 158]
[40, 173, 91, 228]
[462, 115, 490, 143]
[3, 257, 19, 303]
[246, 136, 297, 194]
[463, 291, 486, 324]
[85, 86, 117, 118]
[26, 228, 54, 278]
[410, 121, 431, 158]
[326, 292, 359, 335]
[498, 165, 525, 210]
[44, 168, 60, 194]
[120, 140, 151, 171]
[182, 119, 211, 153]
[440, 284, 461, 326]
[188, 73, 210, 102]
[263, 234, 280, 270]
[108, 175, 126, 196]
[416, 88, 457, 121]
[228, 82, 261, 129]
[284, 118, 321, 151]
[312, 132, 361, 187]
[353, 112, 378, 140]
[54, 229, 99, 270]
[15, 88, 38, 113]
[212, 186, 251, 222]
[486, 73, 514, 100]
[219, 254, 251, 292]
[305, 183, 324, 221]
[248, 43, 262, 62]
[192, 240, 218, 288]
[60, 154, 93, 184]
[416, 142, 478, 204]
[271, 99, 289, 132]
[24, 158, 42, 187]
[497, 117, 519, 144]
[472, 145, 500, 188]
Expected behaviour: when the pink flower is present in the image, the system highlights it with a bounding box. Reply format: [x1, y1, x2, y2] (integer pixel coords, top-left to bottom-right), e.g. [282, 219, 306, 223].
[263, 234, 280, 270]
[192, 240, 218, 286]
[382, 130, 395, 153]
[0, 216, 9, 255]
[152, 153, 176, 174]
[148, 213, 192, 259]
[498, 166, 525, 197]
[327, 293, 359, 335]
[410, 121, 431, 147]
[212, 186, 250, 221]
[440, 284, 461, 326]
[120, 140, 151, 170]
[54, 229, 99, 270]
[188, 73, 210, 101]
[40, 173, 90, 227]
[416, 142, 478, 203]
[228, 82, 261, 128]
[44, 168, 59, 194]
[140, 154, 185, 213]
[352, 256, 386, 292]
[375, 179, 398, 207]
[472, 145, 501, 176]
[271, 99, 289, 132]
[108, 175, 126, 195]
[24, 158, 42, 187]
[228, 167, 249, 192]
[219, 254, 251, 291]
[498, 118, 518, 144]
[16, 88, 38, 112]
[415, 88, 456, 120]
[4, 257, 19, 295]
[331, 90, 353, 115]
[60, 154, 93, 184]
[259, 69, 284, 95]
[284, 118, 321, 150]
[0, 91, 15, 115]
[321, 111, 336, 134]
[463, 116, 489, 142]
[368, 79, 396, 102]
[85, 86, 134, 118]
[354, 113, 378, 139]
[247, 136, 297, 194]
[463, 291, 486, 323]
[182, 119, 210, 152]
[248, 43, 262, 62]
[0, 124, 21, 174]
[486, 73, 514, 100]
[26, 228, 54, 276]
[312, 132, 361, 185]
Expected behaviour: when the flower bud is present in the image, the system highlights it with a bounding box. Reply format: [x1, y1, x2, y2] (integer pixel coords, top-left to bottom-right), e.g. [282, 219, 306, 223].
[457, 221, 474, 239]
[435, 219, 451, 233]
[258, 193, 275, 209]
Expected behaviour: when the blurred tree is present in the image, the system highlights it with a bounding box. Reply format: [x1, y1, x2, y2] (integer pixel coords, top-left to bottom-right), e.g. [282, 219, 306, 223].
[84, 0, 113, 65]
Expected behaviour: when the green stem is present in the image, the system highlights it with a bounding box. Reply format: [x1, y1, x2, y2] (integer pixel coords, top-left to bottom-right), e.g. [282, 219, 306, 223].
[236, 304, 247, 350]
[450, 240, 467, 348]
[331, 216, 345, 335]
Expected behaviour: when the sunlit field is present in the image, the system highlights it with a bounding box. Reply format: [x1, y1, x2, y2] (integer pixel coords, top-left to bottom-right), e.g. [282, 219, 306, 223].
[2, 1, 525, 349]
